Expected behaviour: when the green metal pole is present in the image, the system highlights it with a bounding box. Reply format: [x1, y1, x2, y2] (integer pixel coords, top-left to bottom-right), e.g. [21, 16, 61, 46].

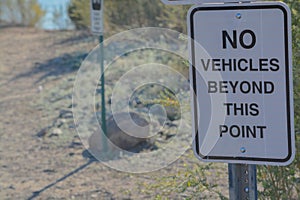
[99, 34, 108, 152]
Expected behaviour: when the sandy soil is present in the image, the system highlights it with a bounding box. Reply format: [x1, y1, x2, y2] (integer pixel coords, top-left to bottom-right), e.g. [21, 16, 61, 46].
[0, 27, 228, 200]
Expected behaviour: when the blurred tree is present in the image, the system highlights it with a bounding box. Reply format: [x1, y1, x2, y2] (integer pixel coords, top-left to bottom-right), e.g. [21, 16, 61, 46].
[68, 0, 90, 29]
[28, 0, 45, 26]
[68, 0, 188, 34]
[52, 5, 66, 30]
[0, 0, 44, 26]
[288, 0, 300, 132]
[158, 4, 189, 33]
[288, 0, 300, 179]
[0, 1, 2, 19]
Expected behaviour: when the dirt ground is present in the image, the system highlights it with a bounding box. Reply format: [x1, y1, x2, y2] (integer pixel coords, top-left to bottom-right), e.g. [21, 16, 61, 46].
[0, 27, 228, 200]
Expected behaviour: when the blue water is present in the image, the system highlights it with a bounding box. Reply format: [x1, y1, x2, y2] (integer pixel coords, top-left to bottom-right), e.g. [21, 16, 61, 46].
[0, 0, 75, 30]
[37, 0, 75, 30]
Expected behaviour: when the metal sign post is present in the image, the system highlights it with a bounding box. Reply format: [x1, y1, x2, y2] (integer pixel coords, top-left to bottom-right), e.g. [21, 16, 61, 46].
[229, 164, 257, 200]
[90, 0, 107, 151]
[99, 34, 107, 151]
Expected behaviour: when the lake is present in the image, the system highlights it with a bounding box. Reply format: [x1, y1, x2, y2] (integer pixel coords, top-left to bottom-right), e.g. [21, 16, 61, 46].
[37, 0, 75, 30]
[0, 0, 75, 30]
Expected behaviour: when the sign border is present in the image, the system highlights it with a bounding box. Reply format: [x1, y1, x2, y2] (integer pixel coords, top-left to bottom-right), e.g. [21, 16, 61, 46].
[189, 3, 294, 165]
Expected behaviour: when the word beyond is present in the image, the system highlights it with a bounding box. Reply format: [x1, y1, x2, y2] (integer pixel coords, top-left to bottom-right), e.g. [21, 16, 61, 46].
[208, 81, 274, 94]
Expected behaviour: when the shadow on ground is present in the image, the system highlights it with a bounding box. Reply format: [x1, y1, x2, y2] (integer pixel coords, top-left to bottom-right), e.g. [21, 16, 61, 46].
[10, 51, 88, 83]
[26, 159, 113, 200]
[53, 31, 95, 46]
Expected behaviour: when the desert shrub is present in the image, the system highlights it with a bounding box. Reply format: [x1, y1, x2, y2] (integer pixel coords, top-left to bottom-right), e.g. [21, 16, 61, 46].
[68, 0, 188, 34]
[141, 160, 227, 199]
[68, 0, 90, 29]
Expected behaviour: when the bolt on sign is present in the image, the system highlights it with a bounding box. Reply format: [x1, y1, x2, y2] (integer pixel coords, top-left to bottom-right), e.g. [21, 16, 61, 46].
[90, 0, 103, 35]
[188, 2, 295, 166]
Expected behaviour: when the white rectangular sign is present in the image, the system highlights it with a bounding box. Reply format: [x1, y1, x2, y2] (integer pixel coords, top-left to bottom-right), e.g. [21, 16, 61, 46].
[188, 2, 295, 165]
[90, 0, 103, 35]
